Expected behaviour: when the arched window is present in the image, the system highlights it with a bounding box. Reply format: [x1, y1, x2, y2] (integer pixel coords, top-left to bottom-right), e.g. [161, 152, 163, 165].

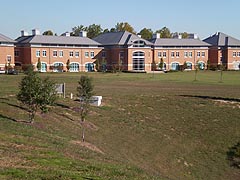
[132, 51, 145, 71]
[186, 62, 192, 70]
[233, 61, 240, 70]
[198, 62, 205, 70]
[53, 62, 63, 72]
[171, 62, 180, 71]
[133, 40, 145, 47]
[70, 63, 79, 72]
[85, 63, 94, 72]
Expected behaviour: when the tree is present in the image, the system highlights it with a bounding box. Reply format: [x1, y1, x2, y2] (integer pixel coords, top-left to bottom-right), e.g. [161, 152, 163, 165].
[181, 32, 189, 39]
[159, 58, 164, 70]
[139, 28, 153, 40]
[71, 25, 87, 36]
[182, 61, 188, 71]
[115, 22, 136, 34]
[219, 61, 225, 83]
[77, 76, 94, 142]
[37, 58, 41, 72]
[156, 27, 171, 38]
[42, 30, 54, 36]
[66, 59, 70, 72]
[86, 24, 103, 39]
[17, 67, 57, 123]
[194, 61, 200, 81]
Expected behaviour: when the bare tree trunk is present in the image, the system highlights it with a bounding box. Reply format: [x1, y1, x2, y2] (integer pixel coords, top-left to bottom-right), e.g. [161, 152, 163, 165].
[81, 117, 85, 142]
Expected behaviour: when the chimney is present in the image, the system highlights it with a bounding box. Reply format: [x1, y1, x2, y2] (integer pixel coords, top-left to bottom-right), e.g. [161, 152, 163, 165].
[21, 30, 29, 36]
[32, 29, 40, 36]
[62, 32, 70, 37]
[79, 31, 87, 37]
[152, 33, 160, 39]
[225, 37, 229, 46]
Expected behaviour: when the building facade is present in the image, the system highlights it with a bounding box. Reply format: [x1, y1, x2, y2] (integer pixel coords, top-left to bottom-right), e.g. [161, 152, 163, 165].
[204, 32, 240, 70]
[150, 33, 210, 71]
[94, 31, 153, 72]
[0, 33, 15, 72]
[15, 30, 103, 72]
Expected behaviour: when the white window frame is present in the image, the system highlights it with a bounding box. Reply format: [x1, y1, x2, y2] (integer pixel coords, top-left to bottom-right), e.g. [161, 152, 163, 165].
[163, 51, 167, 58]
[171, 51, 175, 58]
[69, 51, 74, 58]
[36, 50, 40, 57]
[42, 50, 47, 57]
[85, 52, 89, 58]
[202, 51, 205, 57]
[233, 52, 236, 57]
[53, 50, 57, 57]
[69, 62, 80, 72]
[184, 51, 188, 58]
[90, 51, 95, 58]
[189, 51, 192, 58]
[14, 50, 19, 57]
[158, 51, 162, 57]
[197, 51, 201, 57]
[59, 50, 63, 57]
[176, 51, 180, 58]
[75, 51, 79, 58]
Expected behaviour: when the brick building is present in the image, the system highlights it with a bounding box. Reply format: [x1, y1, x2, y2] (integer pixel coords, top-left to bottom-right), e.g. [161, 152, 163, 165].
[0, 33, 15, 72]
[15, 29, 103, 72]
[94, 31, 153, 72]
[150, 33, 210, 70]
[204, 32, 240, 70]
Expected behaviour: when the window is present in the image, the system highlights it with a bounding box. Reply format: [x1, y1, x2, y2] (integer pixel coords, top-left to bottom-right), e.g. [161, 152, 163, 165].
[7, 55, 11, 62]
[202, 51, 205, 57]
[53, 62, 63, 72]
[70, 63, 80, 72]
[90, 52, 94, 58]
[171, 52, 175, 58]
[14, 51, 19, 57]
[85, 63, 94, 72]
[184, 51, 188, 57]
[186, 62, 192, 70]
[75, 52, 79, 57]
[59, 50, 63, 57]
[163, 52, 167, 58]
[171, 62, 180, 70]
[197, 51, 201, 57]
[198, 62, 205, 70]
[189, 52, 192, 58]
[42, 50, 47, 57]
[36, 50, 40, 57]
[132, 51, 145, 71]
[69, 51, 74, 57]
[102, 51, 106, 58]
[233, 52, 237, 57]
[133, 40, 145, 47]
[238, 52, 240, 57]
[53, 50, 57, 57]
[85, 52, 89, 57]
[176, 52, 180, 58]
[158, 52, 162, 57]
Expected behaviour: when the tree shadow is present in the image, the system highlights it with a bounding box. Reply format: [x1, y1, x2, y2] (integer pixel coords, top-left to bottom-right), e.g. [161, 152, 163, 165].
[0, 114, 18, 122]
[55, 103, 70, 109]
[179, 95, 240, 103]
[0, 113, 30, 123]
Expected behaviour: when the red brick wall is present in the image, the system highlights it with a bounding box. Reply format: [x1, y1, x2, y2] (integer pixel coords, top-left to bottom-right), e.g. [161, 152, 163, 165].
[0, 46, 15, 68]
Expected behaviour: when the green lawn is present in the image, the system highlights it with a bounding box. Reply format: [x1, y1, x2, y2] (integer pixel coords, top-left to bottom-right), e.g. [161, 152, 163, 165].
[0, 71, 240, 179]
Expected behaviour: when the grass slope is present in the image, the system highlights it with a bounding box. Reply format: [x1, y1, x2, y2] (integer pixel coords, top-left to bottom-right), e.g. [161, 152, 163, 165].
[0, 71, 240, 179]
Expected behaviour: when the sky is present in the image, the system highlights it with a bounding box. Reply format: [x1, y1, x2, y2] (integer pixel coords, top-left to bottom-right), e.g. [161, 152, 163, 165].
[1, 0, 239, 40]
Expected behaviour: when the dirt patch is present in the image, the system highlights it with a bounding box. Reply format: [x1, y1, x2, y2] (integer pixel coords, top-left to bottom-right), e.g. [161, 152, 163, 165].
[214, 100, 240, 109]
[70, 140, 104, 154]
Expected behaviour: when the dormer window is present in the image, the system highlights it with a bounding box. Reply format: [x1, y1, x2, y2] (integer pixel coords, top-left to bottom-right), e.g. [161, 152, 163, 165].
[133, 40, 145, 47]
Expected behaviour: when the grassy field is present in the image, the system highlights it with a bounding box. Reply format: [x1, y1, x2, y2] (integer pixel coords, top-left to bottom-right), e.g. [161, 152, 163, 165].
[0, 71, 240, 179]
